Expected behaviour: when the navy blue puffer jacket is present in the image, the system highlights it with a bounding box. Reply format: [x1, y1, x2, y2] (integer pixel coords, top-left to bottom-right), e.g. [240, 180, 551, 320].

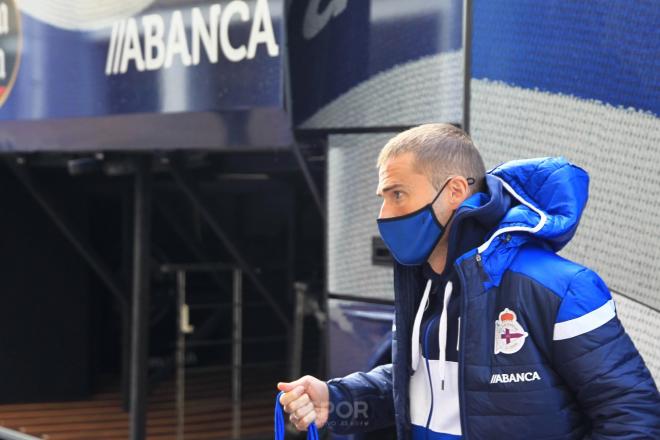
[326, 157, 660, 439]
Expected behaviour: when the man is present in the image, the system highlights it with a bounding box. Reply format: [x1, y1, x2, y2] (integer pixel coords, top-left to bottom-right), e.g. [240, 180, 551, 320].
[278, 124, 660, 439]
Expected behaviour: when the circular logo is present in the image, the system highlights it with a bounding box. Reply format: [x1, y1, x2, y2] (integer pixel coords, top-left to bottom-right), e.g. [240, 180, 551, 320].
[0, 0, 21, 108]
[494, 308, 529, 355]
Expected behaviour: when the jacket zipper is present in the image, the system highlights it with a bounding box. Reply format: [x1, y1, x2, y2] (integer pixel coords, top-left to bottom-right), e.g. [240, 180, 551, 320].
[475, 253, 489, 283]
[455, 259, 471, 440]
[423, 315, 439, 440]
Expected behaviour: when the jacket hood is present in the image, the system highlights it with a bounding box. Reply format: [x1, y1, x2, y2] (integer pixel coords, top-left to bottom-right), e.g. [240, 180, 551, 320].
[487, 156, 589, 251]
[454, 156, 590, 288]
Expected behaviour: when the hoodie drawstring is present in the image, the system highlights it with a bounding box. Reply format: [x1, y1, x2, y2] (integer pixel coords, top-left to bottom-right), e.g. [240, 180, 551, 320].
[411, 278, 454, 386]
[411, 279, 432, 372]
[438, 280, 453, 390]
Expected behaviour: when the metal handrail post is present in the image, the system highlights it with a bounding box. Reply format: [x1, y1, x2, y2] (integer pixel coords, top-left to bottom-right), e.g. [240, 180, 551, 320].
[129, 156, 152, 440]
[175, 270, 185, 440]
[290, 282, 307, 381]
[174, 269, 195, 440]
[232, 268, 243, 440]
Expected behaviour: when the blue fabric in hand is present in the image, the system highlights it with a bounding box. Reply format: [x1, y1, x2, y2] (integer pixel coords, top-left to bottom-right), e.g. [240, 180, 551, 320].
[275, 391, 319, 440]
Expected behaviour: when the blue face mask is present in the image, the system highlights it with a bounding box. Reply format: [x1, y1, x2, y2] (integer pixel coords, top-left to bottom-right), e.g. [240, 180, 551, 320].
[377, 177, 474, 266]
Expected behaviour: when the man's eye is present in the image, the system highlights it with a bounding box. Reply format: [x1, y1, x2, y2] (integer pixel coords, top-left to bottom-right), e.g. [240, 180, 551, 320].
[393, 191, 403, 200]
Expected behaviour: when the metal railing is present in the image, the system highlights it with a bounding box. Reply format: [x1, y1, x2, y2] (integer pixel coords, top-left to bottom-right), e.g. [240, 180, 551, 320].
[159, 262, 314, 440]
[0, 427, 41, 440]
[160, 262, 244, 440]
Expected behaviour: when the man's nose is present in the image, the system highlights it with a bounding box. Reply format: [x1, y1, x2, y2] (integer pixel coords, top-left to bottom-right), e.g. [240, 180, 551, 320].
[378, 201, 385, 219]
[378, 201, 391, 220]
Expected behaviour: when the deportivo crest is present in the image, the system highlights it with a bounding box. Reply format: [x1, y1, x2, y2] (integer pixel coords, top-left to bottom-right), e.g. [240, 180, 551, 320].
[494, 308, 528, 354]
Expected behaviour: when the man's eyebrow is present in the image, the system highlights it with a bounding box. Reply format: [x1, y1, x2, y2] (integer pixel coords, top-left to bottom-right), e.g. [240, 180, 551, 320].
[377, 183, 405, 197]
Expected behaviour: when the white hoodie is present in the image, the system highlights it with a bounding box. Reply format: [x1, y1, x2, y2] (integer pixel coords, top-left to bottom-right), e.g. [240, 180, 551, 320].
[409, 264, 462, 439]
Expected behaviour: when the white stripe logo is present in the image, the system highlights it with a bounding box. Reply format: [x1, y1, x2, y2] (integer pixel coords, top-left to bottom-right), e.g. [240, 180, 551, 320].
[553, 299, 616, 341]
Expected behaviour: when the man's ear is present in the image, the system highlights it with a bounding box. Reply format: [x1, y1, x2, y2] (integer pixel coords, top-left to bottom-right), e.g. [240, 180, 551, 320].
[447, 176, 470, 207]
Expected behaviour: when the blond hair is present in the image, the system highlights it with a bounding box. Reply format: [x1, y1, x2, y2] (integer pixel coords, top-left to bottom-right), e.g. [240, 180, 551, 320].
[376, 123, 486, 193]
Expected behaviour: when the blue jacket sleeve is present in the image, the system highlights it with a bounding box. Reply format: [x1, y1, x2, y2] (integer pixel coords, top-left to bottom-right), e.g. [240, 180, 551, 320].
[551, 268, 660, 439]
[325, 363, 395, 434]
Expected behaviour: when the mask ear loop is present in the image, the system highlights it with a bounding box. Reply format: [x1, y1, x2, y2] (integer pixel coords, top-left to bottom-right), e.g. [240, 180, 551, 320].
[430, 177, 454, 205]
[430, 176, 475, 205]
[429, 176, 475, 226]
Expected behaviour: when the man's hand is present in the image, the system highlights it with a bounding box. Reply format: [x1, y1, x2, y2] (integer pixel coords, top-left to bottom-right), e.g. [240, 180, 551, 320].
[277, 375, 330, 431]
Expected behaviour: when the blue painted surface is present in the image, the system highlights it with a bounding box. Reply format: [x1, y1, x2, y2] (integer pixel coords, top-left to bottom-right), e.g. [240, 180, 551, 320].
[472, 0, 660, 115]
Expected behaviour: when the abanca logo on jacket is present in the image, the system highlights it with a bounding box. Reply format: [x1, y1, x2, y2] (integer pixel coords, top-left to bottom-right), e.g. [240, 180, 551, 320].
[490, 371, 541, 384]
